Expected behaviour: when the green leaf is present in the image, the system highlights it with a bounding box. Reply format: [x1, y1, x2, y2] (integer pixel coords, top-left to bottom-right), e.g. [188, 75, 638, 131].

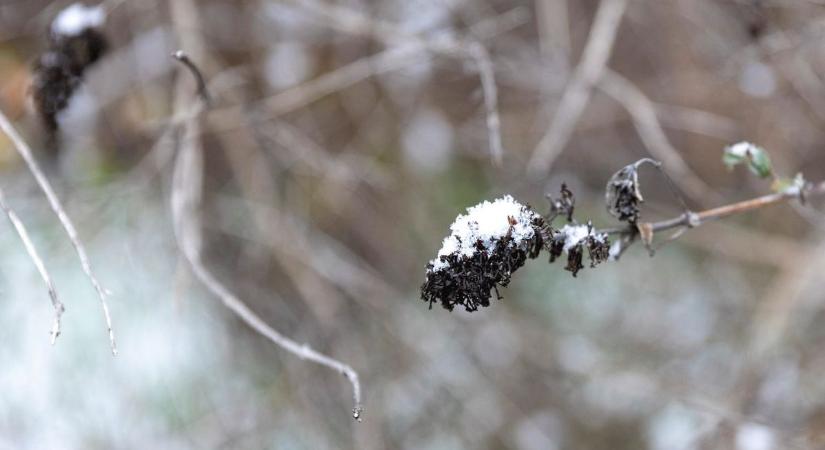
[723, 142, 773, 179]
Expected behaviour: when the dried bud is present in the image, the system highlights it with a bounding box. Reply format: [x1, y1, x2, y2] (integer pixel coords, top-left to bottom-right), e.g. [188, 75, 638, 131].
[605, 164, 644, 223]
[546, 183, 575, 222]
[421, 196, 546, 312]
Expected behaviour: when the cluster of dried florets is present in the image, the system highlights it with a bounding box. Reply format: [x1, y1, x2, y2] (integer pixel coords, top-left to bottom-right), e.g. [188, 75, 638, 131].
[421, 190, 610, 312]
[605, 164, 644, 223]
[421, 196, 547, 312]
[31, 3, 108, 133]
[547, 223, 609, 276]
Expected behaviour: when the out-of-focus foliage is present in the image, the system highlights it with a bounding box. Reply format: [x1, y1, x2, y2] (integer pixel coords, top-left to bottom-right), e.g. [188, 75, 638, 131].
[0, 0, 824, 449]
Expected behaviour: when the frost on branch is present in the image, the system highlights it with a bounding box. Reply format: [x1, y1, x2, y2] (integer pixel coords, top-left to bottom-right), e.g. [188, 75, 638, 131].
[31, 2, 108, 133]
[421, 195, 546, 312]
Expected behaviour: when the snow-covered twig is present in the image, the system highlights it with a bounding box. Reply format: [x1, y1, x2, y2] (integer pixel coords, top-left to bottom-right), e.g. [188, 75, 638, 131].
[0, 108, 116, 355]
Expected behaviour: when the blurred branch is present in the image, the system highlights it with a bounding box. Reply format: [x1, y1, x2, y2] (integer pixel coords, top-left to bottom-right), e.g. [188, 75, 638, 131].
[0, 188, 63, 344]
[598, 69, 721, 204]
[261, 0, 508, 164]
[528, 0, 628, 175]
[0, 108, 117, 355]
[168, 45, 364, 420]
[172, 50, 211, 105]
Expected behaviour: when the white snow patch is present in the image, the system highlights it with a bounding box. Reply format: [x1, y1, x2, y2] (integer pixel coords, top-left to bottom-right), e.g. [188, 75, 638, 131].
[429, 195, 540, 272]
[52, 3, 106, 37]
[725, 141, 759, 158]
[608, 239, 623, 260]
[558, 224, 606, 252]
[736, 423, 775, 450]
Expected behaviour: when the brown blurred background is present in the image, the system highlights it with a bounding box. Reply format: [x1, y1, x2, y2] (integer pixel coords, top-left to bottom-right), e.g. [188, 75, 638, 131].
[1, 0, 825, 448]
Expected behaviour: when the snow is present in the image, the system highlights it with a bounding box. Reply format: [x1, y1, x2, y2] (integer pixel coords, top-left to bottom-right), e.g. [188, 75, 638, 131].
[726, 141, 758, 158]
[608, 240, 623, 260]
[51, 3, 106, 37]
[429, 195, 540, 272]
[736, 423, 775, 450]
[558, 224, 606, 252]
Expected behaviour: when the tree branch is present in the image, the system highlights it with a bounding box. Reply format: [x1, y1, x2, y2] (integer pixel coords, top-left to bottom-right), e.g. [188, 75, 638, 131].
[168, 44, 364, 420]
[599, 182, 825, 241]
[0, 188, 64, 344]
[0, 108, 116, 355]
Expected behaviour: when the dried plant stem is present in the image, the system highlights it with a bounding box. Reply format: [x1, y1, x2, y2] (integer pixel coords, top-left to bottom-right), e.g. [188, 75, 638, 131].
[0, 189, 64, 344]
[172, 50, 210, 105]
[0, 108, 116, 355]
[600, 182, 825, 239]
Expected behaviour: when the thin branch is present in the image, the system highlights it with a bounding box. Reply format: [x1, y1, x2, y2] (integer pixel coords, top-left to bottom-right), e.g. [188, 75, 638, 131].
[0, 189, 64, 344]
[468, 42, 505, 165]
[0, 108, 116, 355]
[598, 69, 721, 204]
[169, 50, 364, 420]
[267, 0, 507, 164]
[527, 0, 628, 175]
[172, 50, 211, 105]
[600, 181, 825, 239]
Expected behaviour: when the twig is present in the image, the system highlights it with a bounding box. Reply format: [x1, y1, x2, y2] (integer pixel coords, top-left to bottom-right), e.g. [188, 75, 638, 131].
[172, 50, 211, 105]
[468, 42, 505, 165]
[599, 181, 825, 239]
[527, 0, 628, 175]
[0, 189, 64, 344]
[272, 0, 507, 164]
[598, 69, 721, 204]
[169, 49, 364, 420]
[0, 108, 116, 355]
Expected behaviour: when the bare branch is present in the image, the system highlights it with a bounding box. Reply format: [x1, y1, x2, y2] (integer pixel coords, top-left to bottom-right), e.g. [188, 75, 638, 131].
[172, 50, 211, 105]
[0, 108, 116, 355]
[169, 44, 364, 420]
[600, 181, 825, 241]
[598, 69, 721, 204]
[528, 0, 628, 175]
[269, 0, 507, 164]
[0, 189, 64, 344]
[468, 42, 505, 165]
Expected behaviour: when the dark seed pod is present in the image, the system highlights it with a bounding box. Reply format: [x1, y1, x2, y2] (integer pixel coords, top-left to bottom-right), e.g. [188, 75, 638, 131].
[31, 4, 108, 135]
[605, 164, 644, 223]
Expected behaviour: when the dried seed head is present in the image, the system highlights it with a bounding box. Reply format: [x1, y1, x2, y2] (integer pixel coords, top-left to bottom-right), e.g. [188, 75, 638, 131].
[421, 196, 546, 312]
[605, 164, 644, 223]
[546, 183, 575, 223]
[31, 3, 108, 134]
[548, 223, 609, 277]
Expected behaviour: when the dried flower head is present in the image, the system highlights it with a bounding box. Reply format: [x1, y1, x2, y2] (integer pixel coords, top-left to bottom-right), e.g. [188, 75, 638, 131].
[547, 223, 609, 277]
[605, 164, 644, 223]
[421, 195, 546, 312]
[31, 3, 108, 133]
